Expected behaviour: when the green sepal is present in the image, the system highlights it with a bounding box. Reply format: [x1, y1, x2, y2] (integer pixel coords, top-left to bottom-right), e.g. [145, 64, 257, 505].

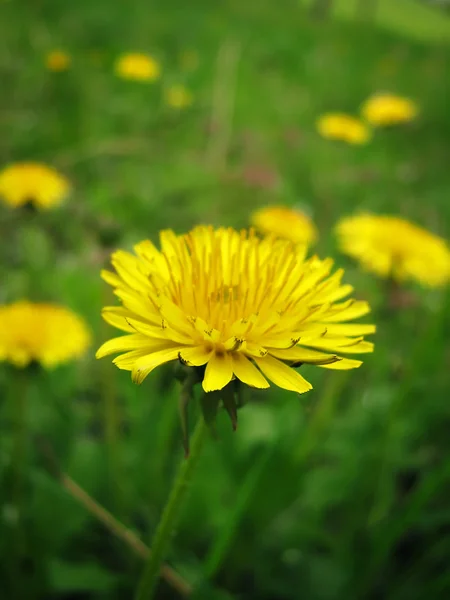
[199, 391, 221, 434]
[178, 370, 202, 457]
[222, 383, 238, 430]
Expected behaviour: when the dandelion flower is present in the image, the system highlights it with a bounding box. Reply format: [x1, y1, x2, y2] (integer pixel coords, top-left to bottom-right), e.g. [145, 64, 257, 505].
[317, 113, 370, 145]
[0, 301, 91, 368]
[165, 85, 193, 109]
[45, 50, 71, 72]
[251, 205, 318, 246]
[361, 93, 418, 127]
[336, 214, 450, 288]
[0, 162, 70, 210]
[115, 53, 161, 82]
[97, 226, 374, 394]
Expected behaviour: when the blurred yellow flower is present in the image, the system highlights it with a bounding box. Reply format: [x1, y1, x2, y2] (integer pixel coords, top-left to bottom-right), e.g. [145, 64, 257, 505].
[97, 226, 374, 394]
[0, 302, 91, 368]
[361, 93, 418, 127]
[251, 205, 318, 246]
[317, 113, 370, 145]
[45, 50, 71, 72]
[115, 53, 161, 81]
[336, 214, 450, 288]
[0, 162, 70, 210]
[165, 85, 193, 109]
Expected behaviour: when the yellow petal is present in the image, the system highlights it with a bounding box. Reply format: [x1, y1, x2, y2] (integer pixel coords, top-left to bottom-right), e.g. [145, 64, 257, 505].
[113, 349, 154, 370]
[254, 355, 312, 394]
[232, 352, 269, 388]
[335, 341, 374, 354]
[268, 346, 338, 365]
[179, 346, 213, 366]
[244, 342, 268, 358]
[128, 317, 192, 345]
[202, 351, 233, 392]
[322, 301, 370, 322]
[96, 334, 169, 359]
[318, 323, 376, 336]
[102, 307, 137, 332]
[132, 346, 184, 384]
[319, 358, 362, 370]
[97, 334, 145, 358]
[101, 269, 122, 288]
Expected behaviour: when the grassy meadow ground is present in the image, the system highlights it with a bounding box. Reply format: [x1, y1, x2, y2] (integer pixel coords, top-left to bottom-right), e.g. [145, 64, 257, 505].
[1, 0, 450, 598]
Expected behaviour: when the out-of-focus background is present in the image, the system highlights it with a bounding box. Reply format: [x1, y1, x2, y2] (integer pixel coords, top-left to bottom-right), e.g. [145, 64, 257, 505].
[1, 0, 450, 598]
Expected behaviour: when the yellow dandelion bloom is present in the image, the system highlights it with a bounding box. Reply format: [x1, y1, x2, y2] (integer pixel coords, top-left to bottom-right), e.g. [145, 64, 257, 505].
[0, 162, 70, 210]
[251, 206, 318, 246]
[317, 113, 371, 145]
[0, 301, 91, 368]
[45, 50, 71, 72]
[361, 93, 418, 127]
[336, 214, 450, 288]
[165, 85, 193, 109]
[97, 226, 374, 394]
[115, 53, 161, 82]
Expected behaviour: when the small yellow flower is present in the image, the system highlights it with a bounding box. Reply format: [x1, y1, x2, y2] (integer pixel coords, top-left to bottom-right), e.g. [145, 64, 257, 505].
[115, 53, 161, 82]
[45, 50, 71, 72]
[317, 113, 371, 145]
[165, 85, 193, 109]
[336, 214, 450, 288]
[97, 226, 374, 394]
[251, 206, 318, 246]
[361, 93, 418, 127]
[0, 162, 70, 210]
[0, 302, 91, 368]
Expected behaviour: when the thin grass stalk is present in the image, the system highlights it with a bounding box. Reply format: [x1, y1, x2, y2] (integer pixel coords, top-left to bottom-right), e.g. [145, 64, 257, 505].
[36, 437, 192, 597]
[205, 38, 240, 172]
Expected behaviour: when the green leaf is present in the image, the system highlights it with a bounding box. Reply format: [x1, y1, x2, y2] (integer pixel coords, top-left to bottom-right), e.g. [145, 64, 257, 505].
[48, 558, 117, 593]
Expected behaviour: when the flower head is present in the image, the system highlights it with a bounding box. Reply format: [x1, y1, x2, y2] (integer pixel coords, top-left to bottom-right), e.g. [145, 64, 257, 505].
[361, 93, 418, 127]
[45, 50, 71, 72]
[97, 226, 374, 394]
[317, 113, 370, 145]
[0, 162, 70, 210]
[251, 206, 318, 246]
[336, 214, 450, 287]
[165, 85, 193, 109]
[115, 53, 161, 82]
[0, 301, 91, 368]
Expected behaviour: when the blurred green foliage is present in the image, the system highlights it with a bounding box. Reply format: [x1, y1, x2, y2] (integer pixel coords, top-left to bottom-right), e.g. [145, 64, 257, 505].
[1, 0, 450, 598]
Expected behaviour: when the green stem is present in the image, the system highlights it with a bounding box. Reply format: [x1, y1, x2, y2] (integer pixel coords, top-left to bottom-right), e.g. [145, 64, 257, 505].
[12, 373, 27, 513]
[9, 370, 28, 598]
[134, 415, 208, 600]
[102, 362, 122, 515]
[203, 444, 272, 579]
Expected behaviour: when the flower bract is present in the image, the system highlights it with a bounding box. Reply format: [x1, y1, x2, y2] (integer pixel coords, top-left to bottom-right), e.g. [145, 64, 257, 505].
[97, 226, 374, 394]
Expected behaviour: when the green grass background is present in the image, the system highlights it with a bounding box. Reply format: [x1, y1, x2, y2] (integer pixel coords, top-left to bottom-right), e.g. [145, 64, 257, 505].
[1, 0, 450, 598]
